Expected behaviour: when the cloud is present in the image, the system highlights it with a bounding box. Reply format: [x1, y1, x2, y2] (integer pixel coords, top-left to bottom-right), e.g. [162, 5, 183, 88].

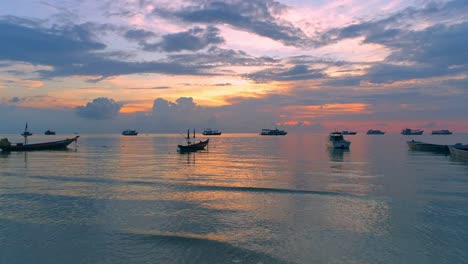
[153, 0, 310, 47]
[0, 16, 212, 79]
[142, 26, 224, 52]
[8, 97, 25, 103]
[76, 97, 123, 119]
[245, 64, 325, 82]
[124, 29, 156, 42]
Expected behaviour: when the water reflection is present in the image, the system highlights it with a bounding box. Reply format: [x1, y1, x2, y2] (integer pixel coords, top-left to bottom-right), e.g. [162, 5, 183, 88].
[328, 147, 349, 162]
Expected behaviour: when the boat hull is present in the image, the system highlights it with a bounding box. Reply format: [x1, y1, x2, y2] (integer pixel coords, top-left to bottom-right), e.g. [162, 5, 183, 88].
[328, 140, 351, 149]
[202, 132, 222, 135]
[407, 140, 449, 153]
[178, 139, 209, 152]
[0, 136, 79, 151]
[432, 131, 453, 135]
[449, 147, 468, 161]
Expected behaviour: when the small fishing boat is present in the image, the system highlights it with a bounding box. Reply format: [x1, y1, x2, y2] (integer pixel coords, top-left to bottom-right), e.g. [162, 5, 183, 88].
[260, 128, 287, 136]
[401, 128, 423, 135]
[21, 123, 32, 136]
[44, 130, 56, 135]
[122, 129, 138, 136]
[202, 128, 222, 135]
[342, 130, 357, 135]
[432, 130, 453, 135]
[406, 140, 449, 153]
[367, 129, 385, 135]
[178, 129, 209, 152]
[328, 131, 351, 149]
[0, 136, 79, 151]
[449, 145, 468, 161]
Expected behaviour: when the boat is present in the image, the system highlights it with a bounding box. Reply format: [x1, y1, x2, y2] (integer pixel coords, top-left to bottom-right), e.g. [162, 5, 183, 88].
[122, 129, 138, 136]
[366, 129, 385, 135]
[449, 145, 468, 161]
[406, 140, 449, 153]
[178, 129, 209, 152]
[44, 130, 56, 135]
[432, 129, 453, 135]
[260, 128, 287, 136]
[0, 136, 79, 151]
[342, 130, 357, 135]
[401, 128, 423, 135]
[327, 131, 351, 149]
[202, 128, 222, 135]
[21, 122, 32, 136]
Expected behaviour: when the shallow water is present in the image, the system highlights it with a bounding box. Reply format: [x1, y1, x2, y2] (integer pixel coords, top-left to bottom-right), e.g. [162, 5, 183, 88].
[1, 133, 468, 263]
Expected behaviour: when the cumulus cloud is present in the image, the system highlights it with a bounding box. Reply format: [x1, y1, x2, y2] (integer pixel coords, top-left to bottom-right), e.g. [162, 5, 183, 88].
[76, 97, 123, 119]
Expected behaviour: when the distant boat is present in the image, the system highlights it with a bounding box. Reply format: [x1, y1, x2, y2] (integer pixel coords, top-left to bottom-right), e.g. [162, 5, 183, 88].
[260, 128, 287, 136]
[202, 128, 222, 136]
[178, 129, 209, 152]
[367, 129, 385, 135]
[122, 129, 138, 136]
[21, 122, 32, 136]
[0, 136, 79, 152]
[44, 130, 56, 135]
[432, 129, 453, 135]
[328, 131, 351, 149]
[401, 128, 423, 135]
[342, 130, 357, 135]
[406, 140, 449, 153]
[449, 145, 468, 161]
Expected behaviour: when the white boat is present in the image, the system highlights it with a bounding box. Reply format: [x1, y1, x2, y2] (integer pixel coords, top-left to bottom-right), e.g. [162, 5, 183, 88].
[260, 128, 287, 136]
[328, 131, 351, 149]
[449, 146, 468, 161]
[202, 128, 222, 135]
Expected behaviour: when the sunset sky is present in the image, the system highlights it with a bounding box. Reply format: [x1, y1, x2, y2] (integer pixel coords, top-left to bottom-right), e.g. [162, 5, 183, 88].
[1, 0, 468, 133]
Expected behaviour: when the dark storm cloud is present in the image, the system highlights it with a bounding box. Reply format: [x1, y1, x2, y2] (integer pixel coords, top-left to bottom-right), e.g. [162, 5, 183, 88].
[0, 16, 211, 79]
[124, 29, 157, 42]
[142, 26, 224, 52]
[76, 97, 123, 119]
[244, 64, 325, 83]
[153, 0, 310, 47]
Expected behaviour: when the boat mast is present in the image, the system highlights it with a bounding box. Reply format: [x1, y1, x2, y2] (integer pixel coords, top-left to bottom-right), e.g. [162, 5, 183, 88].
[187, 129, 191, 144]
[23, 122, 29, 145]
[193, 128, 196, 139]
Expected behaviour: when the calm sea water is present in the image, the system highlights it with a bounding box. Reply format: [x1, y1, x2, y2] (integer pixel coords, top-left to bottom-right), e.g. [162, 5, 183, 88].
[1, 132, 468, 264]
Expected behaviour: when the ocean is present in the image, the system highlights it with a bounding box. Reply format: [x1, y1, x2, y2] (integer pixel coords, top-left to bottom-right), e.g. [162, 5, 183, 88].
[1, 133, 468, 263]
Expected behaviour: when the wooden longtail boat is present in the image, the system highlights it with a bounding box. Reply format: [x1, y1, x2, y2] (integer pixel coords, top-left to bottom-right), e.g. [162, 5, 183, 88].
[0, 136, 79, 151]
[406, 140, 449, 153]
[178, 129, 209, 152]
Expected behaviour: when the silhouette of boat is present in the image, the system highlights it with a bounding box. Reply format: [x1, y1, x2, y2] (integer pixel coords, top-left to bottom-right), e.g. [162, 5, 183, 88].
[178, 129, 209, 152]
[202, 128, 222, 135]
[0, 136, 79, 151]
[44, 130, 56, 135]
[327, 131, 351, 149]
[449, 145, 468, 161]
[342, 130, 357, 135]
[367, 129, 385, 135]
[406, 140, 449, 153]
[21, 122, 32, 136]
[432, 129, 453, 135]
[122, 129, 138, 136]
[401, 128, 423, 135]
[260, 128, 287, 136]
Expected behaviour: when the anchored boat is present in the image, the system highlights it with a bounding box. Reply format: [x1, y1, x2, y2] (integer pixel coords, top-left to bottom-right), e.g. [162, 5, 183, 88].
[178, 129, 209, 152]
[0, 136, 79, 151]
[328, 131, 351, 149]
[401, 128, 423, 135]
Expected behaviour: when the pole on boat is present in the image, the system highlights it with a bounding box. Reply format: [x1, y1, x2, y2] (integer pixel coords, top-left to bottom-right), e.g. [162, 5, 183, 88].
[23, 122, 29, 145]
[193, 128, 195, 139]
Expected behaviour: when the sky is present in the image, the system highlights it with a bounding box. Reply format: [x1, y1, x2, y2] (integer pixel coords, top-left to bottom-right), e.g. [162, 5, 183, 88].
[1, 0, 468, 133]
